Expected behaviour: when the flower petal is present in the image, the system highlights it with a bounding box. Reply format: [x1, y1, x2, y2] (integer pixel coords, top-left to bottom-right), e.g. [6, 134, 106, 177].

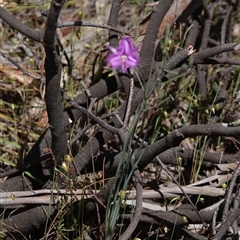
[126, 59, 137, 68]
[109, 46, 118, 54]
[128, 55, 139, 64]
[120, 38, 132, 55]
[108, 55, 122, 69]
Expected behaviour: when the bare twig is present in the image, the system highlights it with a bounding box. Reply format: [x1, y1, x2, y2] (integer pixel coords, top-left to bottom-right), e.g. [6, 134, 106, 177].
[156, 157, 206, 226]
[0, 6, 43, 42]
[43, 0, 68, 167]
[221, 161, 240, 223]
[197, 3, 214, 100]
[119, 169, 142, 240]
[221, 5, 233, 45]
[0, 154, 51, 178]
[0, 51, 45, 84]
[70, 101, 120, 135]
[57, 21, 131, 36]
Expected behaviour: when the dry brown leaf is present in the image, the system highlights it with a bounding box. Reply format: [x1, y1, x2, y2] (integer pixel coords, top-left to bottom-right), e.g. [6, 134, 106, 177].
[216, 162, 239, 171]
[0, 65, 33, 84]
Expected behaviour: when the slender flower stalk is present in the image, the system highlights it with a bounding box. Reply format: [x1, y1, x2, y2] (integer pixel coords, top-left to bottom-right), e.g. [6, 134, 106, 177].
[107, 37, 139, 73]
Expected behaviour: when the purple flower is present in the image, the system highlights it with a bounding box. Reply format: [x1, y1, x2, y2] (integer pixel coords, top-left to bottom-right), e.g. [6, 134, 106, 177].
[107, 37, 139, 73]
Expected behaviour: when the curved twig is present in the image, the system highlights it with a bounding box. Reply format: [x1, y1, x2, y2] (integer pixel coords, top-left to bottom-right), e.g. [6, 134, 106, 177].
[57, 21, 131, 36]
[119, 169, 142, 240]
[0, 6, 43, 42]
